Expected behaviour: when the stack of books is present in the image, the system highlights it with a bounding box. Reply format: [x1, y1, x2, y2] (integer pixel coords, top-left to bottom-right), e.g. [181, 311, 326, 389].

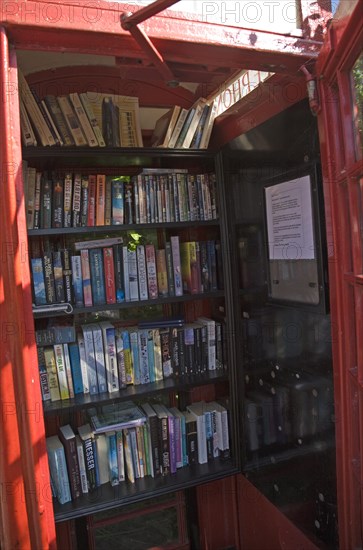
[18, 69, 143, 148]
[150, 97, 218, 150]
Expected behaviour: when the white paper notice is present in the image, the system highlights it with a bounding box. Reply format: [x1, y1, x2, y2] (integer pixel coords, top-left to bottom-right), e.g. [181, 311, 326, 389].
[265, 175, 315, 260]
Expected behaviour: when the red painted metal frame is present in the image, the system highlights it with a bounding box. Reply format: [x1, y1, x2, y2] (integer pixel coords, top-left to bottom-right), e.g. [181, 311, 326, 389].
[316, 1, 363, 547]
[0, 27, 56, 549]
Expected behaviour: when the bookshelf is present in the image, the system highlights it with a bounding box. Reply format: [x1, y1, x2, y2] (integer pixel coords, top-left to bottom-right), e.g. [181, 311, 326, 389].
[23, 141, 239, 523]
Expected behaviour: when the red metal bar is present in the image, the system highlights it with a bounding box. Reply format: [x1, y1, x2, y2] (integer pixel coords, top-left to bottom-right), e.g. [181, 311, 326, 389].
[121, 0, 181, 29]
[0, 27, 56, 549]
[122, 21, 177, 84]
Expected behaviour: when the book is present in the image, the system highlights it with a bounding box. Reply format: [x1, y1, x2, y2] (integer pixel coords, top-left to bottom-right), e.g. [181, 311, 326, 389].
[145, 244, 158, 299]
[57, 95, 87, 146]
[141, 403, 161, 477]
[80, 176, 89, 227]
[95, 174, 106, 226]
[106, 432, 119, 486]
[52, 175, 64, 228]
[123, 428, 135, 483]
[136, 245, 148, 300]
[77, 424, 97, 492]
[150, 105, 181, 147]
[75, 435, 89, 494]
[58, 424, 82, 500]
[94, 434, 109, 485]
[19, 99, 37, 146]
[18, 70, 56, 146]
[80, 249, 93, 307]
[62, 343, 75, 399]
[156, 248, 168, 297]
[186, 402, 208, 464]
[99, 322, 119, 393]
[41, 98, 63, 146]
[43, 347, 61, 402]
[79, 92, 106, 147]
[81, 325, 98, 395]
[53, 344, 70, 400]
[111, 177, 125, 225]
[91, 324, 107, 394]
[152, 403, 170, 476]
[113, 244, 125, 303]
[138, 329, 150, 384]
[72, 173, 82, 228]
[46, 435, 72, 504]
[115, 328, 127, 388]
[103, 247, 116, 304]
[89, 248, 106, 305]
[69, 92, 98, 147]
[31, 258, 47, 306]
[87, 174, 97, 226]
[74, 236, 123, 251]
[40, 174, 52, 229]
[174, 107, 196, 148]
[181, 99, 207, 148]
[68, 342, 84, 395]
[129, 328, 140, 385]
[190, 102, 211, 149]
[71, 255, 83, 307]
[116, 430, 125, 482]
[37, 347, 51, 401]
[90, 403, 146, 434]
[127, 248, 139, 301]
[77, 332, 89, 394]
[167, 108, 189, 148]
[160, 328, 173, 379]
[182, 411, 198, 465]
[170, 236, 183, 296]
[199, 97, 218, 149]
[44, 95, 75, 146]
[33, 172, 42, 229]
[197, 317, 216, 371]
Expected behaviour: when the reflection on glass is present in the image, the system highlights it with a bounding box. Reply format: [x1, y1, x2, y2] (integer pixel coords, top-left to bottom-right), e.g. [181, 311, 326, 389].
[351, 51, 363, 160]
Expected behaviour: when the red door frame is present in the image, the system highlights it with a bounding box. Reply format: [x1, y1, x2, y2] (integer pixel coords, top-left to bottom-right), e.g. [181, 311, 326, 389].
[316, 1, 363, 548]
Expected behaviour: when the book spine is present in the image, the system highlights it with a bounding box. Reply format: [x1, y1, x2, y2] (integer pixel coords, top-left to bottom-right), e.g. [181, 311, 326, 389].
[103, 247, 116, 304]
[62, 343, 75, 398]
[111, 178, 124, 224]
[69, 92, 98, 147]
[47, 442, 72, 504]
[87, 174, 96, 226]
[165, 241, 175, 297]
[113, 244, 125, 303]
[68, 342, 83, 394]
[103, 326, 119, 393]
[147, 329, 155, 383]
[129, 428, 140, 479]
[82, 326, 98, 395]
[153, 329, 163, 381]
[159, 415, 170, 476]
[75, 436, 89, 494]
[136, 245, 148, 300]
[89, 248, 106, 305]
[43, 348, 61, 402]
[61, 249, 73, 304]
[121, 330, 133, 385]
[44, 95, 74, 146]
[145, 244, 158, 299]
[31, 258, 47, 306]
[53, 344, 70, 399]
[104, 177, 112, 225]
[33, 172, 42, 229]
[123, 429, 135, 483]
[52, 175, 64, 228]
[57, 95, 87, 146]
[83, 435, 97, 491]
[92, 327, 107, 394]
[71, 255, 83, 307]
[115, 329, 127, 388]
[127, 249, 139, 301]
[156, 249, 168, 297]
[63, 173, 73, 228]
[72, 173, 82, 228]
[116, 431, 125, 482]
[77, 333, 89, 394]
[135, 426, 145, 478]
[80, 249, 93, 307]
[170, 236, 183, 296]
[43, 251, 56, 304]
[129, 330, 140, 385]
[138, 329, 150, 385]
[40, 175, 52, 229]
[122, 246, 130, 302]
[37, 347, 51, 401]
[59, 429, 82, 500]
[107, 432, 119, 486]
[79, 92, 106, 147]
[96, 174, 106, 226]
[81, 176, 89, 227]
[160, 328, 173, 379]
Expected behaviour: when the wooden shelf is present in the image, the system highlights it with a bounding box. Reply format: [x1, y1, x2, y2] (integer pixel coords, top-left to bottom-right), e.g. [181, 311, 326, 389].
[53, 458, 237, 522]
[43, 370, 229, 415]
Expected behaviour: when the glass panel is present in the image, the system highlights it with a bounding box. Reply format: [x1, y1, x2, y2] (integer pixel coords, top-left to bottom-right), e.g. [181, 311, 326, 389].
[350, 51, 363, 160]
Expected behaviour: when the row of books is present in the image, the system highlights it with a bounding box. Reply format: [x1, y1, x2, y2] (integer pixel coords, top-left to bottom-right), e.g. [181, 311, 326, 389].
[31, 236, 222, 308]
[47, 399, 230, 504]
[38, 317, 225, 402]
[24, 166, 218, 231]
[150, 98, 218, 150]
[18, 69, 143, 148]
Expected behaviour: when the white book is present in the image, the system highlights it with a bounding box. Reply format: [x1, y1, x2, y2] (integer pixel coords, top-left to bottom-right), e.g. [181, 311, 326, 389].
[75, 435, 89, 494]
[167, 108, 189, 148]
[19, 99, 37, 146]
[199, 97, 218, 149]
[46, 435, 72, 504]
[186, 402, 208, 464]
[94, 434, 109, 485]
[207, 401, 229, 453]
[197, 317, 216, 370]
[62, 344, 75, 398]
[152, 328, 163, 381]
[137, 329, 149, 384]
[41, 99, 63, 145]
[79, 92, 106, 147]
[69, 92, 98, 147]
[77, 332, 89, 394]
[53, 344, 70, 400]
[99, 321, 119, 393]
[136, 245, 148, 300]
[82, 325, 99, 395]
[91, 324, 107, 394]
[127, 248, 139, 301]
[181, 99, 207, 148]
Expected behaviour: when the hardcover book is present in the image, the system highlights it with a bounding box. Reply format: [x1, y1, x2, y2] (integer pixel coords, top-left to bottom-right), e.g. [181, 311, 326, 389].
[46, 435, 72, 504]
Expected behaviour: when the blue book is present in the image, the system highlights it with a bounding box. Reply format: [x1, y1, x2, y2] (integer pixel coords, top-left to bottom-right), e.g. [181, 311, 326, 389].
[52, 250, 65, 303]
[113, 244, 125, 303]
[89, 248, 106, 305]
[71, 255, 84, 307]
[81, 325, 98, 395]
[46, 435, 72, 504]
[107, 432, 119, 486]
[147, 329, 155, 383]
[129, 329, 140, 385]
[111, 178, 124, 225]
[204, 410, 213, 461]
[68, 342, 84, 394]
[31, 258, 47, 305]
[207, 240, 218, 291]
